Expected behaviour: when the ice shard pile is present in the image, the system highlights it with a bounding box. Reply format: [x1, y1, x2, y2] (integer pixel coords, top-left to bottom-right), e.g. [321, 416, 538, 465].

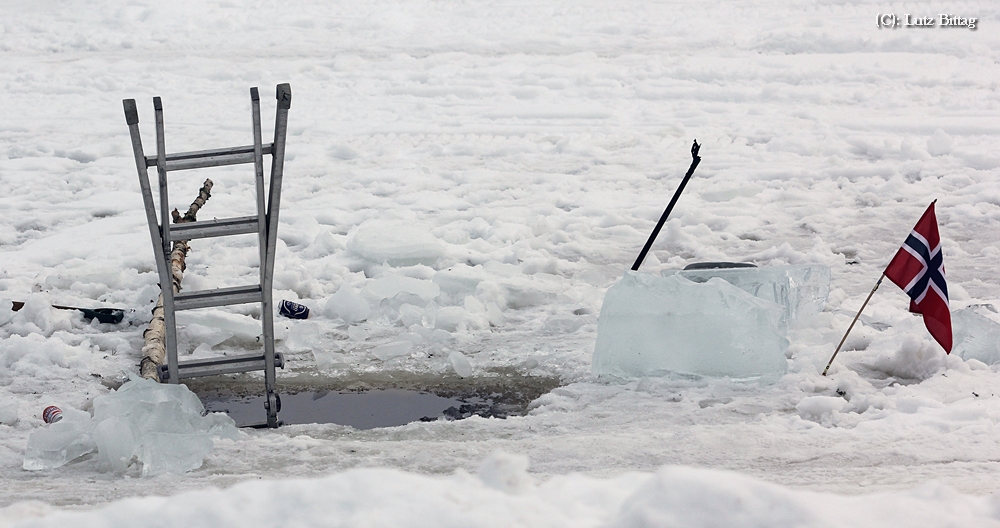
[23, 377, 238, 476]
[952, 306, 1000, 364]
[593, 265, 830, 379]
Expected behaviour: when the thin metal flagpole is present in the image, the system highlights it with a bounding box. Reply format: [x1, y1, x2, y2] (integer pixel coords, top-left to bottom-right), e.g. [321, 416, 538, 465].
[822, 273, 885, 376]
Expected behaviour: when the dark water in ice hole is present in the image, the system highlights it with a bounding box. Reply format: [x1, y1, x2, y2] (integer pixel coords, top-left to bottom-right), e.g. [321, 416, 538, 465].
[202, 389, 497, 429]
[196, 370, 561, 429]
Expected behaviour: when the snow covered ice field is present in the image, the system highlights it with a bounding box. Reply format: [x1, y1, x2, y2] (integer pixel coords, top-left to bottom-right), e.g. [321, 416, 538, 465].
[2, 0, 1000, 525]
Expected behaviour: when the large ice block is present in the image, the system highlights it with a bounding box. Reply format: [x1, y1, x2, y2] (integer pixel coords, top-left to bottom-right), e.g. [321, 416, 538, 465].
[661, 264, 830, 326]
[592, 271, 789, 378]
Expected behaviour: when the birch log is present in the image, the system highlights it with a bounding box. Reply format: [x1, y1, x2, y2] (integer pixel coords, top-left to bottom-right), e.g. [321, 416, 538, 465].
[139, 179, 214, 380]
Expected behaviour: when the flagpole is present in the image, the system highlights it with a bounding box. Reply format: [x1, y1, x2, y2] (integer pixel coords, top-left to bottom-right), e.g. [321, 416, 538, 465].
[821, 274, 885, 376]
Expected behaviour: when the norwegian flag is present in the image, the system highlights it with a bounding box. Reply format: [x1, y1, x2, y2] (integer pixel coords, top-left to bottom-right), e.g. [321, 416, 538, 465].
[883, 201, 952, 353]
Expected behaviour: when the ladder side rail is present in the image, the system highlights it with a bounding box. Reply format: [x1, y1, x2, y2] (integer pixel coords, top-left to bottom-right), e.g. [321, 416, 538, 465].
[153, 98, 171, 257]
[262, 83, 290, 427]
[123, 100, 175, 352]
[250, 87, 268, 288]
[153, 97, 180, 384]
[251, 86, 274, 425]
[263, 83, 291, 292]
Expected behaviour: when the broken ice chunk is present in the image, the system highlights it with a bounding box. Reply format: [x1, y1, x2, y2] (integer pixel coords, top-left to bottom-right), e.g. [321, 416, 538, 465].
[347, 222, 446, 267]
[372, 341, 413, 360]
[953, 306, 1000, 364]
[324, 284, 371, 323]
[139, 432, 214, 477]
[176, 310, 262, 344]
[592, 272, 788, 379]
[23, 408, 96, 471]
[449, 351, 474, 377]
[435, 306, 468, 332]
[285, 321, 323, 352]
[398, 303, 424, 327]
[362, 276, 440, 304]
[347, 325, 369, 341]
[93, 415, 139, 473]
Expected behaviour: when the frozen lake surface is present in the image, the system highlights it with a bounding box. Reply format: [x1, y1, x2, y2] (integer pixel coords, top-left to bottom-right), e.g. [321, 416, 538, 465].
[2, 0, 1000, 525]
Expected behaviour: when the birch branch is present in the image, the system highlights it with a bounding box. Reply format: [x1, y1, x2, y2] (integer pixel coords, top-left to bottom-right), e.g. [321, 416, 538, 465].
[140, 179, 214, 380]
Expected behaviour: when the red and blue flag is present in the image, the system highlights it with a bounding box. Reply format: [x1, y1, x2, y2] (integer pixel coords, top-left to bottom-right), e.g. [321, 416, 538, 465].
[883, 201, 952, 353]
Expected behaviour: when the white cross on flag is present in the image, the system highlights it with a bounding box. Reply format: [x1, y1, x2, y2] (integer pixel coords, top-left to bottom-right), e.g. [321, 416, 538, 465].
[883, 201, 952, 353]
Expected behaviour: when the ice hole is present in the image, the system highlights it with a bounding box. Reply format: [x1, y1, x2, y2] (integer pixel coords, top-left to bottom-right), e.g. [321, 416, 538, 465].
[191, 369, 561, 429]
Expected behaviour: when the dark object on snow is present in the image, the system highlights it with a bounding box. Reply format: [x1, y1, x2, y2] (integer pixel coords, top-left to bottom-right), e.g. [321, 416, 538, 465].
[10, 301, 126, 324]
[632, 139, 702, 271]
[683, 262, 757, 270]
[278, 300, 309, 319]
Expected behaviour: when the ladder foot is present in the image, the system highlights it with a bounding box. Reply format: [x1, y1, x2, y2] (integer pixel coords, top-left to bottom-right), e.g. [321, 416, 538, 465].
[265, 391, 281, 428]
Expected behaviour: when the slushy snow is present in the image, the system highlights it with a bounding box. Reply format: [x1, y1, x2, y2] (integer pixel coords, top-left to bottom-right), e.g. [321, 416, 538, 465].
[5, 462, 1000, 528]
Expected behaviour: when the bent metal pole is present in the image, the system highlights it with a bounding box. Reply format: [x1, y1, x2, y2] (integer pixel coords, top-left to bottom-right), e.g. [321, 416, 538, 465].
[632, 140, 702, 271]
[822, 274, 885, 376]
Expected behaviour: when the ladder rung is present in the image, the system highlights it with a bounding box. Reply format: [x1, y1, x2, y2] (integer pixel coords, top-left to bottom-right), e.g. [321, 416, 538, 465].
[173, 284, 262, 311]
[145, 143, 274, 171]
[170, 216, 259, 240]
[157, 352, 285, 381]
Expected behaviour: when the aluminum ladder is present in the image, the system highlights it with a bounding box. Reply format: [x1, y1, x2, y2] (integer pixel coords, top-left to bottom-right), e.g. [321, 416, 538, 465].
[123, 84, 291, 428]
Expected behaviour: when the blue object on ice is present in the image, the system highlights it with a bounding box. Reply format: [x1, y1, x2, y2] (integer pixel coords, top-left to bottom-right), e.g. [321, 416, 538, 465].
[279, 300, 310, 319]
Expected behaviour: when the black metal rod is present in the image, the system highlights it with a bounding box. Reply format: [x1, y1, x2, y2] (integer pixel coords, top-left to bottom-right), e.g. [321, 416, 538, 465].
[631, 140, 701, 271]
[9, 300, 125, 324]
